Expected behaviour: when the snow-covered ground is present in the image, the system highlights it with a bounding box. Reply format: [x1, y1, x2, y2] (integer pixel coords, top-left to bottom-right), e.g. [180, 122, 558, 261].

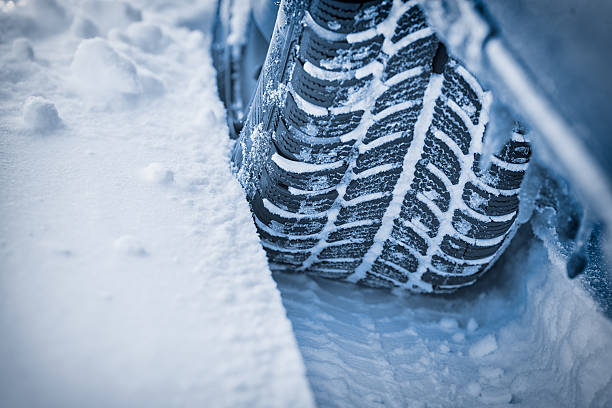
[0, 1, 313, 406]
[1, 0, 611, 407]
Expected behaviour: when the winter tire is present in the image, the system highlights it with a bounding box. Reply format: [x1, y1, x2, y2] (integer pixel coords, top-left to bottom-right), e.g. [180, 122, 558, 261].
[215, 0, 531, 293]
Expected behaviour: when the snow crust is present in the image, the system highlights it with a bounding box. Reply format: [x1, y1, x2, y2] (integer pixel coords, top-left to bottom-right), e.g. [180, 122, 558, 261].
[0, 0, 313, 407]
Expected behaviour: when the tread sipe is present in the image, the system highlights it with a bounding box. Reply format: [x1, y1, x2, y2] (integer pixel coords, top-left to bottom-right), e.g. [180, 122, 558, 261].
[232, 0, 531, 293]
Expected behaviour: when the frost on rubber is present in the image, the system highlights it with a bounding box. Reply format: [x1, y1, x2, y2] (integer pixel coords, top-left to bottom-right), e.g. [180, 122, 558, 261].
[233, 0, 531, 293]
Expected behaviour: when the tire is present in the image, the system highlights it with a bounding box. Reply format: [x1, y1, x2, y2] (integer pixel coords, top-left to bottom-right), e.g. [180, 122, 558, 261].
[221, 0, 531, 293]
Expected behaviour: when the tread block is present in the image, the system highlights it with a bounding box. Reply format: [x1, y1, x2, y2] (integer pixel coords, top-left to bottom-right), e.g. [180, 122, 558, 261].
[354, 137, 412, 173]
[391, 5, 428, 43]
[452, 209, 516, 240]
[432, 98, 471, 155]
[267, 156, 347, 192]
[442, 65, 482, 125]
[384, 35, 437, 80]
[344, 167, 402, 201]
[292, 62, 372, 108]
[462, 182, 519, 216]
[257, 227, 319, 251]
[423, 131, 461, 184]
[273, 119, 355, 165]
[359, 272, 395, 288]
[399, 192, 440, 238]
[266, 248, 311, 266]
[364, 107, 420, 144]
[496, 140, 531, 164]
[421, 267, 486, 288]
[283, 93, 363, 138]
[327, 222, 381, 243]
[311, 259, 361, 270]
[379, 241, 419, 273]
[431, 254, 486, 276]
[260, 169, 337, 214]
[299, 27, 384, 71]
[309, 0, 392, 34]
[411, 163, 451, 212]
[390, 219, 428, 256]
[374, 71, 430, 114]
[320, 241, 372, 259]
[440, 235, 502, 260]
[484, 164, 527, 190]
[371, 260, 409, 283]
[251, 194, 327, 236]
[335, 195, 392, 224]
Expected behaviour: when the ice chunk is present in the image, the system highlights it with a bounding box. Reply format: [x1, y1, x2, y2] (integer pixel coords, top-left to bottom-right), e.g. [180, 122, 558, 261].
[469, 334, 498, 358]
[23, 96, 62, 131]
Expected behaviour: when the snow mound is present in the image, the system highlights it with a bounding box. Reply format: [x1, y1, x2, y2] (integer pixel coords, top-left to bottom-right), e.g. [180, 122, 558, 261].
[79, 0, 142, 35]
[22, 96, 62, 131]
[71, 38, 163, 101]
[71, 15, 99, 39]
[125, 23, 166, 53]
[71, 38, 141, 96]
[11, 38, 34, 60]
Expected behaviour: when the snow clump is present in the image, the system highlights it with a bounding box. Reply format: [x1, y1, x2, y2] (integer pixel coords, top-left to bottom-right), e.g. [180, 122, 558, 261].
[126, 23, 166, 53]
[439, 317, 459, 331]
[113, 235, 147, 256]
[71, 38, 141, 97]
[469, 334, 498, 358]
[140, 162, 174, 185]
[79, 0, 141, 35]
[23, 96, 62, 131]
[71, 15, 99, 39]
[467, 317, 479, 332]
[12, 38, 34, 60]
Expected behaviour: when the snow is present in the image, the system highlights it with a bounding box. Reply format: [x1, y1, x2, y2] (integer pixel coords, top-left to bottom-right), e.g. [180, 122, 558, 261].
[2, 0, 612, 407]
[22, 95, 62, 131]
[277, 218, 612, 406]
[469, 334, 498, 358]
[467, 317, 479, 332]
[140, 162, 175, 185]
[71, 38, 143, 96]
[0, 0, 313, 406]
[113, 235, 148, 257]
[11, 37, 34, 59]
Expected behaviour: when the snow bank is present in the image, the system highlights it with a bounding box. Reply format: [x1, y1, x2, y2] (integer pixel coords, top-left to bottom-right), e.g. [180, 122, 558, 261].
[0, 0, 314, 406]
